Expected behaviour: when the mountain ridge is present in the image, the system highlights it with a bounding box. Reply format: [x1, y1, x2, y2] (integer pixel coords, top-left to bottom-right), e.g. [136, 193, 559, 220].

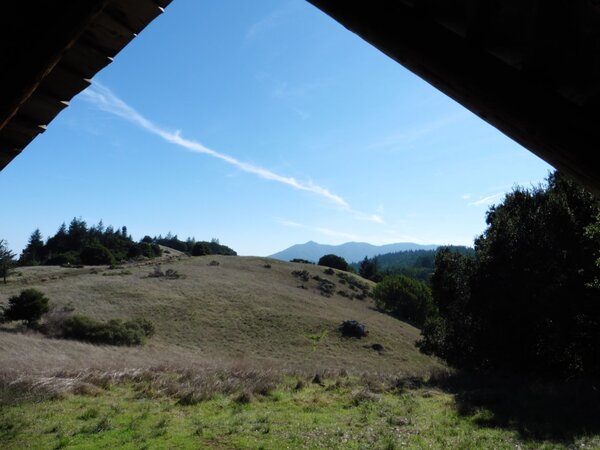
[270, 241, 439, 263]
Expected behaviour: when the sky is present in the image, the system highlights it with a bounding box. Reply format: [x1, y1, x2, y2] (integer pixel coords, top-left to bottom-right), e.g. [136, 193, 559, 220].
[0, 0, 553, 257]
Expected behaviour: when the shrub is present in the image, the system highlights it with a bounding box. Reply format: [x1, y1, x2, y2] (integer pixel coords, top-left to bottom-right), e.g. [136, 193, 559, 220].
[45, 251, 80, 266]
[3, 289, 50, 327]
[80, 244, 116, 266]
[318, 279, 336, 297]
[339, 320, 368, 338]
[290, 259, 314, 264]
[318, 254, 349, 271]
[292, 270, 310, 281]
[60, 315, 154, 346]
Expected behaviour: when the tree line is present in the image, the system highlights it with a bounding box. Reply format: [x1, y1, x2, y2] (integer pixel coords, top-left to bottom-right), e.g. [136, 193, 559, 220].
[0, 218, 237, 277]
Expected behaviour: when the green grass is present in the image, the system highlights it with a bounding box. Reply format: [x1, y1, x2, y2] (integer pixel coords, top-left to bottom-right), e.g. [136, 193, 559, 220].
[2, 374, 598, 449]
[3, 255, 599, 448]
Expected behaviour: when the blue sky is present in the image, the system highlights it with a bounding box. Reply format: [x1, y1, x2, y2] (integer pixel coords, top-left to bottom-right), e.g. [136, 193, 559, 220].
[1, 0, 552, 256]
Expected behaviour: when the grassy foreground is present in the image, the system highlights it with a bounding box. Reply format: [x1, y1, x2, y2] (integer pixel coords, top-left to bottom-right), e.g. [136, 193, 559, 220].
[2, 368, 599, 449]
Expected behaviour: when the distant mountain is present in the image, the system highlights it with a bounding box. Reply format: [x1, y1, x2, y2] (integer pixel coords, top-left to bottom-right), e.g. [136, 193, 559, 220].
[269, 241, 439, 264]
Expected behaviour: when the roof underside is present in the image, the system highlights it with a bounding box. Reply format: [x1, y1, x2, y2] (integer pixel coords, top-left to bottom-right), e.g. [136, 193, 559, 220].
[0, 0, 171, 170]
[309, 0, 600, 196]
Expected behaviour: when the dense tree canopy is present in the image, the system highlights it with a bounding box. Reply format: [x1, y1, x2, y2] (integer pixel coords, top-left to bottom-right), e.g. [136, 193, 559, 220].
[419, 172, 600, 377]
[318, 254, 349, 271]
[374, 275, 434, 327]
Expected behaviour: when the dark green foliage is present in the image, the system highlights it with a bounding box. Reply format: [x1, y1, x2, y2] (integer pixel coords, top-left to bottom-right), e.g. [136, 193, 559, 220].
[323, 267, 334, 275]
[420, 172, 600, 377]
[18, 229, 43, 266]
[0, 239, 15, 284]
[192, 242, 211, 256]
[60, 315, 155, 346]
[149, 234, 237, 256]
[3, 289, 50, 327]
[45, 251, 80, 266]
[374, 275, 433, 327]
[339, 320, 368, 338]
[20, 218, 161, 266]
[80, 243, 116, 266]
[292, 270, 310, 282]
[358, 256, 379, 281]
[416, 248, 475, 366]
[318, 254, 349, 271]
[350, 247, 473, 284]
[336, 272, 371, 299]
[317, 279, 336, 297]
[290, 258, 315, 264]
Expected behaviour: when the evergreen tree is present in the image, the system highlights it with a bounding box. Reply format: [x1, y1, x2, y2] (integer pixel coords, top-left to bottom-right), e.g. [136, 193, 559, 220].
[0, 239, 15, 284]
[19, 229, 44, 265]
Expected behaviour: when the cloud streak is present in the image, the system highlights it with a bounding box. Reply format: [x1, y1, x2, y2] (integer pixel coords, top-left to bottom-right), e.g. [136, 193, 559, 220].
[277, 219, 358, 241]
[81, 82, 349, 208]
[468, 192, 504, 207]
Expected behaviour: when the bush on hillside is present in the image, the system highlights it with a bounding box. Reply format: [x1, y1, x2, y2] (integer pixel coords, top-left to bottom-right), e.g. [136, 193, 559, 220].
[80, 243, 116, 265]
[127, 242, 162, 259]
[60, 315, 155, 346]
[290, 258, 314, 264]
[318, 254, 349, 271]
[340, 320, 369, 338]
[3, 289, 50, 327]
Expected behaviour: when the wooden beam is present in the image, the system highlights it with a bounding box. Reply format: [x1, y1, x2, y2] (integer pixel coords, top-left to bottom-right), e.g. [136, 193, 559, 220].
[0, 1, 109, 133]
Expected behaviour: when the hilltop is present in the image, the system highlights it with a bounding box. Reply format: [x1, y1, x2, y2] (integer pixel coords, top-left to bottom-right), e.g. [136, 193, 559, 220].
[0, 253, 440, 375]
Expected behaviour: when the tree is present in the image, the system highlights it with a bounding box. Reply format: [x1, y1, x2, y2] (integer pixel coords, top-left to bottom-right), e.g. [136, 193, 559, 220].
[373, 274, 434, 327]
[359, 256, 379, 281]
[3, 289, 50, 327]
[80, 243, 116, 265]
[19, 229, 44, 266]
[419, 172, 600, 377]
[0, 239, 15, 284]
[417, 247, 476, 366]
[192, 241, 211, 256]
[318, 254, 349, 271]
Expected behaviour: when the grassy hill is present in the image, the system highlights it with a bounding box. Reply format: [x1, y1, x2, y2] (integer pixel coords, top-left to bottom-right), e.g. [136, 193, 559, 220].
[0, 253, 439, 375]
[2, 254, 597, 449]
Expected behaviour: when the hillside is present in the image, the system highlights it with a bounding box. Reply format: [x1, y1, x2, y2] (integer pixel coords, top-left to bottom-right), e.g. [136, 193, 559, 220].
[0, 254, 440, 375]
[270, 241, 438, 264]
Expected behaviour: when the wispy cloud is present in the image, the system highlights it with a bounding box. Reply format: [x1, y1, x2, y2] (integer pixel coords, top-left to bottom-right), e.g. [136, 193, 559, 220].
[81, 82, 350, 208]
[468, 192, 504, 207]
[368, 112, 467, 150]
[245, 2, 299, 42]
[277, 219, 358, 241]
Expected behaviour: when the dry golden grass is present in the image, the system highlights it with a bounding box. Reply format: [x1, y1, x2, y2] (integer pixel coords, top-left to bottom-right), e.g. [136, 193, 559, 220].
[0, 255, 442, 378]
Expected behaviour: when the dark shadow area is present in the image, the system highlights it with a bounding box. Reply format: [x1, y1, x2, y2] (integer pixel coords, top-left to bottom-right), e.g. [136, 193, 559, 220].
[429, 371, 600, 444]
